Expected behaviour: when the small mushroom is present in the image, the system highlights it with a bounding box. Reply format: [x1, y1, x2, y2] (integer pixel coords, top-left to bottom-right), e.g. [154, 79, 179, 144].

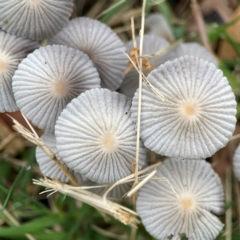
[37, 131, 132, 198]
[131, 56, 236, 159]
[0, 31, 39, 112]
[233, 144, 240, 182]
[145, 13, 174, 42]
[0, 0, 74, 40]
[55, 88, 147, 184]
[176, 42, 218, 66]
[137, 158, 224, 240]
[12, 45, 101, 132]
[119, 35, 174, 98]
[48, 17, 128, 91]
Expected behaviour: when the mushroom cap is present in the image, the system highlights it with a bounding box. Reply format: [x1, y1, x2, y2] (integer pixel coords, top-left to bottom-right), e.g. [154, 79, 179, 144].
[131, 56, 237, 159]
[233, 144, 240, 182]
[119, 35, 174, 98]
[137, 158, 224, 240]
[0, 0, 73, 40]
[55, 88, 147, 184]
[145, 13, 174, 42]
[12, 45, 101, 132]
[37, 132, 131, 198]
[48, 17, 128, 90]
[0, 31, 39, 112]
[36, 131, 87, 183]
[176, 42, 218, 66]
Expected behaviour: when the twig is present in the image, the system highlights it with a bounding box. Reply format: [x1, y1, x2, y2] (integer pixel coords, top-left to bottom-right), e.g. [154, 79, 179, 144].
[225, 167, 232, 240]
[230, 133, 240, 141]
[191, 0, 212, 53]
[0, 203, 36, 240]
[0, 132, 18, 151]
[9, 116, 79, 186]
[134, 0, 147, 188]
[33, 178, 139, 227]
[234, 177, 240, 231]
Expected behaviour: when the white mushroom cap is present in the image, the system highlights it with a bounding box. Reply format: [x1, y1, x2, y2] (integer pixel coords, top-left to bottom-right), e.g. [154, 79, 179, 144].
[233, 144, 240, 182]
[119, 35, 174, 98]
[145, 13, 174, 42]
[55, 88, 147, 184]
[36, 132, 87, 183]
[176, 42, 218, 66]
[48, 17, 128, 90]
[12, 45, 101, 132]
[131, 56, 237, 159]
[0, 31, 39, 112]
[137, 158, 224, 240]
[0, 0, 73, 40]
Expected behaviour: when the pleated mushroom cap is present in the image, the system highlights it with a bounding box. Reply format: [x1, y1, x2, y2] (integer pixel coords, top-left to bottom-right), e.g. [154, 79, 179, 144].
[0, 31, 39, 112]
[233, 144, 240, 182]
[145, 13, 174, 42]
[176, 42, 218, 66]
[48, 17, 128, 90]
[119, 35, 173, 98]
[0, 0, 73, 41]
[137, 158, 224, 240]
[131, 56, 237, 159]
[36, 132, 87, 183]
[55, 88, 147, 184]
[13, 45, 101, 132]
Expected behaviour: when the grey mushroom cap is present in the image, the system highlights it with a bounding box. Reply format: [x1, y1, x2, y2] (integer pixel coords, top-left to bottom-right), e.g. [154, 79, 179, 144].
[233, 144, 240, 182]
[12, 45, 101, 132]
[55, 88, 147, 184]
[0, 0, 74, 40]
[145, 13, 174, 42]
[0, 31, 39, 112]
[36, 132, 132, 199]
[137, 158, 224, 240]
[48, 17, 128, 91]
[176, 42, 218, 66]
[36, 132, 87, 183]
[131, 56, 237, 159]
[119, 35, 175, 98]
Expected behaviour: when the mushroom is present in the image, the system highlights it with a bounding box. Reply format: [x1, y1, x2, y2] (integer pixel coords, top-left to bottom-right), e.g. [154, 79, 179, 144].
[137, 158, 224, 240]
[0, 0, 74, 40]
[55, 88, 147, 184]
[176, 42, 218, 66]
[12, 45, 101, 132]
[0, 31, 39, 112]
[36, 131, 131, 199]
[233, 144, 240, 182]
[131, 56, 236, 159]
[48, 17, 128, 91]
[119, 35, 174, 98]
[145, 13, 175, 42]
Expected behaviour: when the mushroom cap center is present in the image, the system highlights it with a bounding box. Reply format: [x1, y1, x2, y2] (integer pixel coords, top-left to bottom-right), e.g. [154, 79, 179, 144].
[101, 134, 118, 152]
[180, 195, 196, 212]
[0, 58, 8, 73]
[51, 80, 70, 98]
[179, 101, 198, 119]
